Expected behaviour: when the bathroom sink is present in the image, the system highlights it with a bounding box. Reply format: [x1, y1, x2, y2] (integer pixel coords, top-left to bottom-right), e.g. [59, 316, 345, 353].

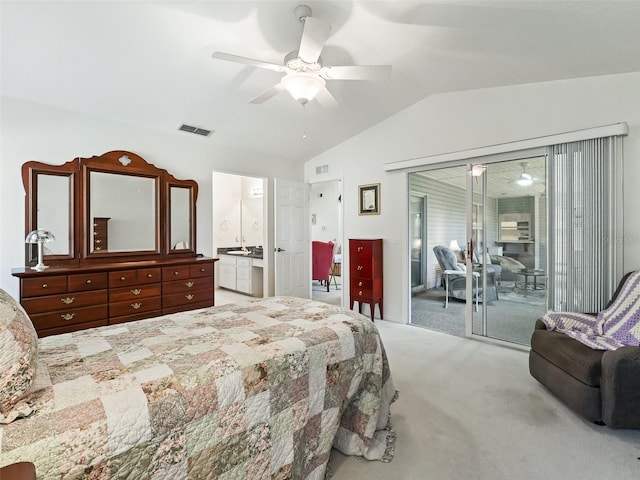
[226, 250, 248, 255]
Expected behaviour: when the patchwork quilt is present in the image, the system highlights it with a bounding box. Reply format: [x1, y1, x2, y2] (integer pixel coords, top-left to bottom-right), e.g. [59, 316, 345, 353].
[0, 296, 396, 479]
[542, 271, 640, 350]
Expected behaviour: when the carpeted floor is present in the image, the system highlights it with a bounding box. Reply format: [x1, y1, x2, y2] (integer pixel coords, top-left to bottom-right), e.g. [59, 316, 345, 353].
[411, 281, 546, 346]
[329, 320, 640, 480]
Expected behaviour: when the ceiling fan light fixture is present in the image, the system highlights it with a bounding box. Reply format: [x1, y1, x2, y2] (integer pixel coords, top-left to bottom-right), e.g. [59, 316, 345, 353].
[281, 72, 325, 104]
[517, 172, 533, 187]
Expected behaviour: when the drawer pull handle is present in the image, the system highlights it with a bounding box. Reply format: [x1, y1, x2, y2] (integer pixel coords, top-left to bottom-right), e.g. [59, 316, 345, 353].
[185, 281, 195, 288]
[358, 290, 363, 296]
[86, 279, 92, 284]
[358, 281, 363, 287]
[131, 302, 142, 310]
[147, 274, 153, 278]
[200, 268, 205, 272]
[95, 247, 102, 251]
[93, 231, 98, 236]
[131, 288, 142, 295]
[61, 313, 75, 321]
[358, 246, 363, 252]
[357, 265, 363, 271]
[185, 294, 195, 301]
[42, 284, 48, 288]
[95, 239, 102, 244]
[61, 297, 75, 305]
[174, 271, 179, 276]
[120, 276, 126, 281]
[93, 223, 98, 227]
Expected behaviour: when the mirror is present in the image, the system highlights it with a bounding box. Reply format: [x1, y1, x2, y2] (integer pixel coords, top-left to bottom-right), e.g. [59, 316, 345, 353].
[23, 160, 77, 266]
[89, 171, 157, 253]
[170, 186, 192, 250]
[22, 150, 198, 266]
[37, 174, 71, 255]
[241, 197, 263, 246]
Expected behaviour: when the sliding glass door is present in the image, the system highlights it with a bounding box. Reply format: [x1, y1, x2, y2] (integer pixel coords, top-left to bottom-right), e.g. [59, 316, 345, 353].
[468, 158, 548, 345]
[409, 157, 548, 346]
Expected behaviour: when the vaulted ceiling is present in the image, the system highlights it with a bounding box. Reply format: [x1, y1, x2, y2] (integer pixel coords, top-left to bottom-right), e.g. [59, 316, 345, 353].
[3, 1, 640, 163]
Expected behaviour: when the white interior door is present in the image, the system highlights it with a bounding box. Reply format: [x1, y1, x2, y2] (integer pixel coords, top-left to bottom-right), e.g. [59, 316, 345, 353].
[274, 178, 310, 297]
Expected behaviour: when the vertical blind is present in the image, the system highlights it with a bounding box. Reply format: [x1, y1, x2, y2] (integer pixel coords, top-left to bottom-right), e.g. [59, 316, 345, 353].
[547, 136, 623, 312]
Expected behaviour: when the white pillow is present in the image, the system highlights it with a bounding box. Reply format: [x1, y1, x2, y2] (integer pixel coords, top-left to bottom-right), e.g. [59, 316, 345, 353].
[0, 288, 38, 423]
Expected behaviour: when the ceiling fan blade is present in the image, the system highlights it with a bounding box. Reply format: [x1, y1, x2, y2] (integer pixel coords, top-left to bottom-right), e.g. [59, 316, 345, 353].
[322, 65, 392, 80]
[298, 17, 332, 64]
[249, 83, 285, 104]
[315, 87, 339, 108]
[212, 51, 284, 72]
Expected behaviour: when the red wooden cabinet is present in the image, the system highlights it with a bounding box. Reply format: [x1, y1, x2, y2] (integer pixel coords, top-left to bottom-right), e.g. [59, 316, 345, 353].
[349, 239, 383, 321]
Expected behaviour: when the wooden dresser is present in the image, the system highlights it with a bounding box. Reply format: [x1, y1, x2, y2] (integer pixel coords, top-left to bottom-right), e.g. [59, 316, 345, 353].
[92, 217, 110, 252]
[12, 258, 217, 337]
[349, 238, 383, 322]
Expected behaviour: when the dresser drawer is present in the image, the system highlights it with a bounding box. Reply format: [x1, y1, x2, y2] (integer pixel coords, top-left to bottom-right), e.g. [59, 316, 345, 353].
[136, 268, 160, 284]
[30, 305, 108, 331]
[163, 277, 212, 294]
[352, 287, 373, 300]
[163, 288, 213, 309]
[22, 290, 108, 314]
[190, 262, 214, 278]
[351, 262, 372, 278]
[109, 284, 161, 302]
[109, 296, 162, 318]
[109, 269, 138, 287]
[68, 272, 108, 291]
[351, 241, 372, 258]
[351, 278, 372, 290]
[21, 275, 68, 297]
[108, 268, 160, 285]
[162, 265, 190, 281]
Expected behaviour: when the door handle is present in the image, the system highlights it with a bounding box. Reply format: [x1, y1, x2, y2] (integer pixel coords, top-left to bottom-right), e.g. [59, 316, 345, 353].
[276, 247, 286, 252]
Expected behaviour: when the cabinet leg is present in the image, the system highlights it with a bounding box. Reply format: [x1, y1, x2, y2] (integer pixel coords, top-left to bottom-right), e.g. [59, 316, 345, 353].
[378, 299, 383, 320]
[369, 303, 375, 322]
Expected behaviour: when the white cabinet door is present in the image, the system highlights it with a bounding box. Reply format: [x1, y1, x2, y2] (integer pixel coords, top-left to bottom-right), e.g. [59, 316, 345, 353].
[218, 257, 237, 289]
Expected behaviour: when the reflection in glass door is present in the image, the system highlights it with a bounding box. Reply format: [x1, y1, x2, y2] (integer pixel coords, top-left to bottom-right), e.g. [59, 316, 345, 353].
[408, 160, 547, 346]
[468, 158, 548, 345]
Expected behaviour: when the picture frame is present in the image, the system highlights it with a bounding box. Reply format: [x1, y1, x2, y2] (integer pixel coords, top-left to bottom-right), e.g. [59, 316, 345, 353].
[358, 183, 380, 215]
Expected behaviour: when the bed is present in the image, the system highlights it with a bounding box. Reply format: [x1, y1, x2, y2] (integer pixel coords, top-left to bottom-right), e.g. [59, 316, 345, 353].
[0, 290, 396, 479]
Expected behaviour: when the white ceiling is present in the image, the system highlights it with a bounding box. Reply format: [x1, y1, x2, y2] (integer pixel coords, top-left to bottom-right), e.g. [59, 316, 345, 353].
[416, 156, 546, 198]
[3, 1, 640, 164]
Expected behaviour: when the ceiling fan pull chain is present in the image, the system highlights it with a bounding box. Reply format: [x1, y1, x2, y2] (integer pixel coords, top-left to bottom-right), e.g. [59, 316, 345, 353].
[302, 103, 307, 139]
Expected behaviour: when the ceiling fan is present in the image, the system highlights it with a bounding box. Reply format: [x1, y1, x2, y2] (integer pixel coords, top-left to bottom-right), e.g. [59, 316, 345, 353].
[212, 4, 392, 106]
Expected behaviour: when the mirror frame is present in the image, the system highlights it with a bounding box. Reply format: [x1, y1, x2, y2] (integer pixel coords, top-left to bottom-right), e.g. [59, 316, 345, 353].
[22, 159, 78, 266]
[22, 150, 198, 266]
[166, 177, 198, 257]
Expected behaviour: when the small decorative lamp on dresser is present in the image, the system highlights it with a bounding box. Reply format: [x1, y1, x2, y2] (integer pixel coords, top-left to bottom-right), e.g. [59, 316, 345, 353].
[349, 238, 383, 322]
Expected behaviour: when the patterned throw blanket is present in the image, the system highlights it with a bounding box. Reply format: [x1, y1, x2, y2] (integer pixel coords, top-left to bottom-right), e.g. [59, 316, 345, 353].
[542, 271, 640, 350]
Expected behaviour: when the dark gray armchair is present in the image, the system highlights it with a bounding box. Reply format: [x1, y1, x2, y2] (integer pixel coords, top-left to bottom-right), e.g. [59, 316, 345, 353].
[433, 245, 498, 303]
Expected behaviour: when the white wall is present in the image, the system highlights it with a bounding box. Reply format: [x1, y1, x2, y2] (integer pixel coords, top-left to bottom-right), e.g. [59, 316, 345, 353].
[310, 180, 341, 245]
[0, 96, 302, 298]
[304, 71, 640, 324]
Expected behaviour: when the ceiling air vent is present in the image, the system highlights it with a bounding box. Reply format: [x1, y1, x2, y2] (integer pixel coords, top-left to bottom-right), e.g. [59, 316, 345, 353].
[178, 124, 213, 137]
[315, 164, 329, 175]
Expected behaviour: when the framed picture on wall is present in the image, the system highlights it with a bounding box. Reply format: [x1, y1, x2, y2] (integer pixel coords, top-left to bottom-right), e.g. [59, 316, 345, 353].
[358, 183, 380, 215]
